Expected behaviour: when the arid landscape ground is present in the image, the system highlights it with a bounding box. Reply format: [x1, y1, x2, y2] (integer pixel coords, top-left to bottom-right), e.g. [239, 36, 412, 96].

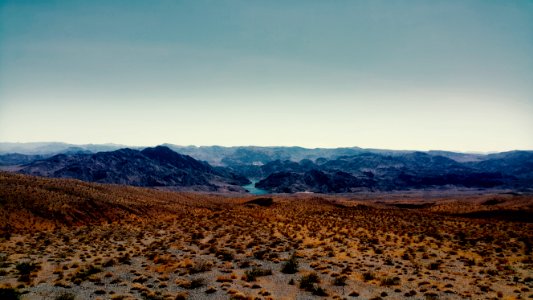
[0, 171, 532, 299]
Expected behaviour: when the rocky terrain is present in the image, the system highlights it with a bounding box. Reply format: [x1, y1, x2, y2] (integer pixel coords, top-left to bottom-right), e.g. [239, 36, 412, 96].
[255, 151, 533, 193]
[0, 172, 532, 299]
[17, 146, 249, 192]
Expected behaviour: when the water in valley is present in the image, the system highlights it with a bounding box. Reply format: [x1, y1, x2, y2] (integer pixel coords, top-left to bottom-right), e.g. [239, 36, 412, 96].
[243, 180, 269, 195]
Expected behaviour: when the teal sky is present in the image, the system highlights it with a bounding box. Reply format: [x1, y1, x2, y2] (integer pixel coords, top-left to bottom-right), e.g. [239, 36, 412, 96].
[1, 0, 532, 151]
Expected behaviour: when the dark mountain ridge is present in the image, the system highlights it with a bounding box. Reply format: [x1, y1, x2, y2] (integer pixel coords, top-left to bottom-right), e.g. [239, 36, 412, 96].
[2, 143, 532, 194]
[255, 151, 533, 193]
[19, 146, 249, 192]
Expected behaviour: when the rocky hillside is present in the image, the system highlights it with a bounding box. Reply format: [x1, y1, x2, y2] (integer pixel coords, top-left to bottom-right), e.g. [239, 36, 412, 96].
[255, 151, 533, 193]
[18, 146, 249, 192]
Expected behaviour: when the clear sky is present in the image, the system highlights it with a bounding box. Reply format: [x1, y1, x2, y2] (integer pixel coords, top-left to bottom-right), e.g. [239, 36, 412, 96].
[0, 0, 532, 152]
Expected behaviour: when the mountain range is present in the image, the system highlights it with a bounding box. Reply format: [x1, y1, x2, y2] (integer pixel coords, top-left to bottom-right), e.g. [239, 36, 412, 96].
[0, 142, 486, 165]
[1, 142, 531, 193]
[17, 146, 249, 192]
[254, 151, 532, 193]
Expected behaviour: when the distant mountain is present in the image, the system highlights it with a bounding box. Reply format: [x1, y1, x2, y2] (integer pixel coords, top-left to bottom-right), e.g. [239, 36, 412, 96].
[164, 144, 366, 166]
[0, 142, 499, 167]
[427, 150, 485, 163]
[255, 151, 533, 193]
[0, 153, 48, 166]
[19, 146, 250, 192]
[0, 142, 129, 155]
[3, 142, 532, 194]
[256, 169, 374, 193]
[471, 151, 533, 187]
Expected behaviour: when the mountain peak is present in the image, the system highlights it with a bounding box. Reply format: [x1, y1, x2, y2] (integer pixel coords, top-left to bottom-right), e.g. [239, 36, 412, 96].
[141, 145, 210, 171]
[19, 146, 249, 191]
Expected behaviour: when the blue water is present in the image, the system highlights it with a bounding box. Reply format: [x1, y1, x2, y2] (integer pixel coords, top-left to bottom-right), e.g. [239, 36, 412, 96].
[243, 180, 270, 195]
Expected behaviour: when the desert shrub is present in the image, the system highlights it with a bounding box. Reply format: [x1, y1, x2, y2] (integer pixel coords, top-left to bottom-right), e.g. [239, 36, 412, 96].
[133, 276, 149, 283]
[102, 259, 116, 267]
[253, 249, 267, 260]
[16, 262, 37, 275]
[298, 272, 327, 296]
[216, 249, 234, 261]
[311, 286, 328, 296]
[380, 276, 400, 286]
[299, 272, 320, 290]
[362, 272, 375, 281]
[238, 260, 251, 268]
[55, 292, 76, 300]
[71, 265, 102, 283]
[189, 278, 205, 289]
[118, 254, 131, 265]
[244, 267, 272, 282]
[175, 291, 188, 300]
[0, 287, 20, 300]
[189, 260, 211, 274]
[281, 253, 298, 274]
[191, 231, 204, 240]
[0, 232, 12, 241]
[333, 275, 347, 286]
[178, 278, 205, 289]
[424, 292, 439, 299]
[216, 275, 232, 283]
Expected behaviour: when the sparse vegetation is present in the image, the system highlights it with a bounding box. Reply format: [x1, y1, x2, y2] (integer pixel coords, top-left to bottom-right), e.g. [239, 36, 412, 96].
[0, 287, 21, 300]
[55, 292, 76, 300]
[299, 272, 320, 290]
[244, 267, 272, 282]
[363, 271, 375, 281]
[380, 276, 400, 286]
[0, 172, 532, 299]
[15, 262, 37, 275]
[333, 275, 347, 286]
[281, 253, 299, 274]
[71, 265, 102, 283]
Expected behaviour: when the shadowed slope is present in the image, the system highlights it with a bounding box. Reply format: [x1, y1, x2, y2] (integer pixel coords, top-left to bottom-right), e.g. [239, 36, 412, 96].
[18, 146, 250, 191]
[0, 172, 235, 233]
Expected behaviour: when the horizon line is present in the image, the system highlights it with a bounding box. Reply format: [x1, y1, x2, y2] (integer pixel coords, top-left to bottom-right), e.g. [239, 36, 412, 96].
[1, 140, 531, 155]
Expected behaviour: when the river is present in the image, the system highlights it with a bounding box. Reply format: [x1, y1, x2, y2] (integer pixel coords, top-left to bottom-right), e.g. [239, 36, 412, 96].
[242, 180, 270, 195]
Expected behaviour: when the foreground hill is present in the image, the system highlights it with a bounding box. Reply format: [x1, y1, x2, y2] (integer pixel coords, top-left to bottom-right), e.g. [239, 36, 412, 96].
[0, 172, 532, 299]
[18, 146, 249, 192]
[0, 172, 234, 233]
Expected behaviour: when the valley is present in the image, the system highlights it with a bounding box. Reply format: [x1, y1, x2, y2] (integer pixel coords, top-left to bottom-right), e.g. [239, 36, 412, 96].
[1, 143, 532, 194]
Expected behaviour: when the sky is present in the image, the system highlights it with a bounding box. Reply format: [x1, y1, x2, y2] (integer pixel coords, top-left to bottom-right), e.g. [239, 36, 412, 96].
[0, 0, 532, 152]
